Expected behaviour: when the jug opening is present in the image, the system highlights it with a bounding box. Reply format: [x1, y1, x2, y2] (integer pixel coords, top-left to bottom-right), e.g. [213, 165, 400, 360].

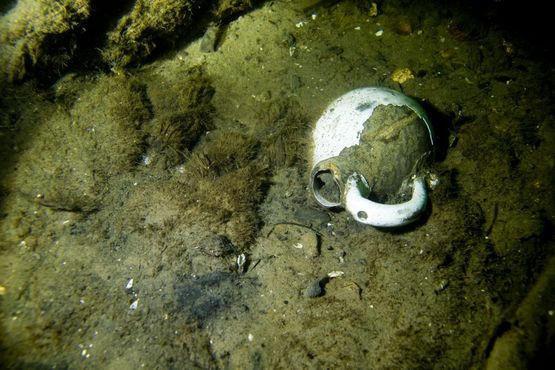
[312, 169, 342, 208]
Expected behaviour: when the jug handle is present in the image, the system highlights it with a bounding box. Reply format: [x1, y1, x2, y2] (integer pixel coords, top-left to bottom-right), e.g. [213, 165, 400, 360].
[345, 173, 428, 227]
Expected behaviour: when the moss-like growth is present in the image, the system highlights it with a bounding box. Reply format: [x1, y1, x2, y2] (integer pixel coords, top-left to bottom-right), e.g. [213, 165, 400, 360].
[175, 129, 266, 247]
[214, 0, 255, 20]
[102, 0, 203, 67]
[102, 0, 261, 67]
[194, 163, 268, 247]
[196, 131, 259, 176]
[257, 99, 309, 169]
[14, 73, 151, 211]
[0, 0, 261, 80]
[0, 0, 91, 84]
[143, 66, 215, 170]
[167, 98, 307, 247]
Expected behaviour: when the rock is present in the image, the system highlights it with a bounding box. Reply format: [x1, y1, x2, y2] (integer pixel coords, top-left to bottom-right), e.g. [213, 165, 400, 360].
[393, 18, 412, 35]
[197, 234, 235, 257]
[299, 231, 319, 258]
[304, 278, 324, 298]
[200, 23, 219, 53]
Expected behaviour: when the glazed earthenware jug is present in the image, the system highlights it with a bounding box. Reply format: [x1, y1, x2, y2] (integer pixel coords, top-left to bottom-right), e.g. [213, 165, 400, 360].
[310, 87, 434, 227]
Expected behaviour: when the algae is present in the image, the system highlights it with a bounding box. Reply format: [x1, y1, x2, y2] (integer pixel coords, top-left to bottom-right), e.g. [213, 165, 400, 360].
[11, 74, 150, 212]
[102, 0, 203, 67]
[144, 66, 215, 170]
[0, 0, 91, 83]
[102, 0, 260, 67]
[0, 0, 259, 85]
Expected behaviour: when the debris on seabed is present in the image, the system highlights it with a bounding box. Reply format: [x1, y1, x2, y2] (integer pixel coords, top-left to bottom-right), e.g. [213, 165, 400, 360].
[129, 299, 139, 310]
[304, 271, 345, 298]
[304, 278, 324, 298]
[434, 279, 449, 294]
[391, 67, 414, 84]
[237, 253, 247, 274]
[369, 2, 378, 17]
[327, 271, 345, 278]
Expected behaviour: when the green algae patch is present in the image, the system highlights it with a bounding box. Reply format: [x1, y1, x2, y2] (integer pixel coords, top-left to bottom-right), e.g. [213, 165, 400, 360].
[102, 0, 204, 67]
[102, 0, 260, 67]
[176, 147, 268, 248]
[0, 0, 259, 84]
[214, 0, 257, 20]
[0, 0, 91, 83]
[14, 74, 150, 211]
[143, 66, 215, 171]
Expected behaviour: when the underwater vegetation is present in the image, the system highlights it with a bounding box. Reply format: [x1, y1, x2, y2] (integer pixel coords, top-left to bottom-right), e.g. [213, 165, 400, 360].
[0, 0, 91, 83]
[0, 0, 258, 85]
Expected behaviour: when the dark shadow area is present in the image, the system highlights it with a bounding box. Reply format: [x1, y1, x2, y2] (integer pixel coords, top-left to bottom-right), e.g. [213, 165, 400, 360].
[487, 0, 554, 59]
[175, 271, 259, 327]
[0, 0, 16, 14]
[419, 100, 456, 163]
[70, 0, 136, 68]
[0, 84, 35, 212]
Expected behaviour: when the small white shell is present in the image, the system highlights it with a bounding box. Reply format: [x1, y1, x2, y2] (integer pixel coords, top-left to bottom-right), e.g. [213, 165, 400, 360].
[237, 253, 247, 273]
[129, 299, 139, 310]
[327, 271, 345, 278]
